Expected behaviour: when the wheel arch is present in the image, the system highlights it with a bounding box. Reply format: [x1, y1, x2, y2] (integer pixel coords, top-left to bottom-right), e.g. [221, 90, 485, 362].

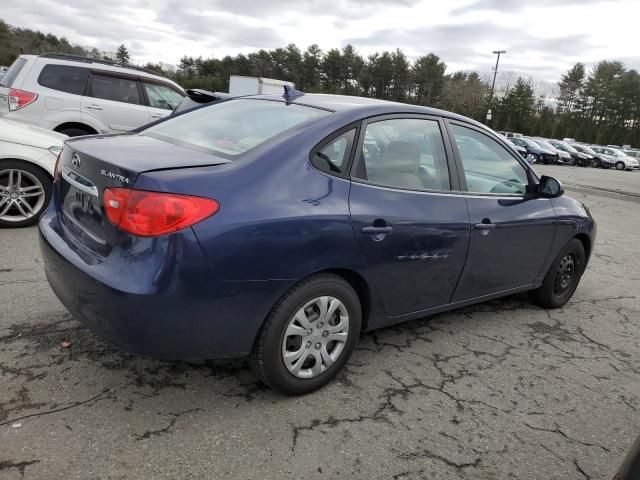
[311, 267, 373, 332]
[574, 233, 591, 260]
[0, 157, 53, 181]
[54, 122, 98, 135]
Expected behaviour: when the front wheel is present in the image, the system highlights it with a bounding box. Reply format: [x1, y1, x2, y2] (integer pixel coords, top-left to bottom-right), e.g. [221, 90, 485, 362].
[616, 161, 626, 170]
[530, 238, 586, 309]
[0, 160, 52, 228]
[591, 158, 601, 168]
[249, 274, 362, 395]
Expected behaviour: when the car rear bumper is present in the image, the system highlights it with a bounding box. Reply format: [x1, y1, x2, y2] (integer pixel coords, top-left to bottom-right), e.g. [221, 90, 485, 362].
[39, 209, 290, 359]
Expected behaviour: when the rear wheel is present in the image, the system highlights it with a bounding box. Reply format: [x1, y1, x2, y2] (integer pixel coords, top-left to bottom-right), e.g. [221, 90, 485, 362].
[57, 127, 93, 137]
[0, 160, 51, 228]
[530, 238, 586, 309]
[249, 274, 361, 395]
[616, 161, 626, 170]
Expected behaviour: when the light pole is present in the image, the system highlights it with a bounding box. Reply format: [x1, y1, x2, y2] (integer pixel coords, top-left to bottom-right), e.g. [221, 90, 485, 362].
[486, 50, 506, 123]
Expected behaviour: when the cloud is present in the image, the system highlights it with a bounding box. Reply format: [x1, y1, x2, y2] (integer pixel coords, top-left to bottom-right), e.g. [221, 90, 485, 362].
[451, 0, 620, 15]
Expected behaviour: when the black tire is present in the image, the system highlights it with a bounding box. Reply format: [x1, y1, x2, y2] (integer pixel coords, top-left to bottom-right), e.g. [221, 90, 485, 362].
[616, 161, 626, 171]
[0, 160, 52, 228]
[530, 238, 586, 309]
[249, 274, 362, 395]
[57, 127, 93, 137]
[591, 158, 601, 168]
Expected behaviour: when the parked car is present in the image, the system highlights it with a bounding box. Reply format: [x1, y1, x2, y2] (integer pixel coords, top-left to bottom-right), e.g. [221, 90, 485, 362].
[531, 138, 574, 165]
[502, 131, 523, 138]
[509, 137, 556, 165]
[0, 53, 185, 137]
[623, 148, 640, 160]
[547, 140, 590, 167]
[39, 92, 596, 395]
[591, 146, 640, 171]
[0, 118, 66, 227]
[569, 143, 613, 168]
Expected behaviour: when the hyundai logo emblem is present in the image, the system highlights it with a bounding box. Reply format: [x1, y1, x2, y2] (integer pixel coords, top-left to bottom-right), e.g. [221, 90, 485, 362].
[71, 154, 81, 169]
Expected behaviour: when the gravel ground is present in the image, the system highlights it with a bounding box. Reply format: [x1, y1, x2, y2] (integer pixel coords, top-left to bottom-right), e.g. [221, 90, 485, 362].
[1, 166, 639, 479]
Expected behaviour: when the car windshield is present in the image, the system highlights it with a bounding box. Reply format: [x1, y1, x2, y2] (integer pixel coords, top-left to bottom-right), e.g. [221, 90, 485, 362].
[530, 139, 553, 150]
[143, 99, 329, 157]
[518, 138, 539, 148]
[559, 142, 578, 153]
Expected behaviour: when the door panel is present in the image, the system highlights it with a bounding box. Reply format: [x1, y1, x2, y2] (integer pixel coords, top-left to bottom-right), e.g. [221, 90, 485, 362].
[350, 184, 470, 315]
[447, 122, 556, 302]
[349, 116, 470, 317]
[451, 196, 555, 301]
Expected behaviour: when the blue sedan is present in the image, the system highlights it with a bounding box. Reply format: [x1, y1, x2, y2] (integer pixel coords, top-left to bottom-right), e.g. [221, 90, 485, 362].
[39, 91, 596, 394]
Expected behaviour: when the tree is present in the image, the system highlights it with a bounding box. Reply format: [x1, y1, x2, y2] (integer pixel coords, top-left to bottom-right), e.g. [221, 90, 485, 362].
[115, 44, 130, 64]
[412, 53, 446, 106]
[302, 44, 323, 91]
[496, 77, 535, 133]
[557, 63, 585, 113]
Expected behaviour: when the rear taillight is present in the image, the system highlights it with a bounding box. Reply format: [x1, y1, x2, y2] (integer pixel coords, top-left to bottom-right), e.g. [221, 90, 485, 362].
[103, 188, 219, 237]
[53, 152, 62, 182]
[8, 88, 38, 111]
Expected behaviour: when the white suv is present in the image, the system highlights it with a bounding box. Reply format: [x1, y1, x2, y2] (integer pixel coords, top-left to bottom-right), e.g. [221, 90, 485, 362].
[0, 54, 185, 136]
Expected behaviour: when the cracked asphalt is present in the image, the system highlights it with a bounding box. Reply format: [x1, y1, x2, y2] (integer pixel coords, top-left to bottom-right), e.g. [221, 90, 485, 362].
[1, 166, 639, 479]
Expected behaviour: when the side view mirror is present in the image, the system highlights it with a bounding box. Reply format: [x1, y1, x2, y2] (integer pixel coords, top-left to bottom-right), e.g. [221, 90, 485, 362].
[537, 175, 564, 198]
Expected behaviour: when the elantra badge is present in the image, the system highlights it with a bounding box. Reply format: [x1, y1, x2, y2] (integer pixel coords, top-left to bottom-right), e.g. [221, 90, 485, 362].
[100, 169, 130, 184]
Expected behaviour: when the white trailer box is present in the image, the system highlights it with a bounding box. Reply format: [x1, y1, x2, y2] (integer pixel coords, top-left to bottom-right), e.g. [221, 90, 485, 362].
[229, 76, 294, 95]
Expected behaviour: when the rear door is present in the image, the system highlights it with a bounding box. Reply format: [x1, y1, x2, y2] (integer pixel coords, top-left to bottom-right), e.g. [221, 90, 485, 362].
[82, 71, 150, 132]
[349, 115, 470, 317]
[446, 121, 556, 302]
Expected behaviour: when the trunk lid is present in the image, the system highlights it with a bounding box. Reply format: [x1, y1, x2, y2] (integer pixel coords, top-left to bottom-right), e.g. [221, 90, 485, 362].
[57, 133, 230, 256]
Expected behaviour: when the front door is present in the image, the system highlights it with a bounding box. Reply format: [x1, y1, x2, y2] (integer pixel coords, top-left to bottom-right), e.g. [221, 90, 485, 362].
[349, 116, 470, 317]
[446, 122, 556, 302]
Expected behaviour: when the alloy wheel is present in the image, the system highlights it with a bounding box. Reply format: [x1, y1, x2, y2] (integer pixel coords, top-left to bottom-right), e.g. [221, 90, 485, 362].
[0, 169, 46, 223]
[281, 296, 349, 379]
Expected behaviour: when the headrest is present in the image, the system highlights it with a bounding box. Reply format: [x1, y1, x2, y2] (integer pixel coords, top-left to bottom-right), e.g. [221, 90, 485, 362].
[382, 141, 421, 173]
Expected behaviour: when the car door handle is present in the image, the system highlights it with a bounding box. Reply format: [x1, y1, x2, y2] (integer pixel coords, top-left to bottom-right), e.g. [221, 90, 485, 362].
[474, 223, 496, 230]
[86, 104, 103, 110]
[362, 226, 393, 234]
[150, 113, 167, 119]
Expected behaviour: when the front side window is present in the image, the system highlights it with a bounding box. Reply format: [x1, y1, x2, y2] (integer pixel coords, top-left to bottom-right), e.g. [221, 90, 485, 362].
[38, 65, 89, 95]
[352, 118, 451, 191]
[89, 74, 141, 105]
[144, 99, 328, 157]
[451, 124, 529, 195]
[312, 129, 355, 175]
[143, 82, 184, 110]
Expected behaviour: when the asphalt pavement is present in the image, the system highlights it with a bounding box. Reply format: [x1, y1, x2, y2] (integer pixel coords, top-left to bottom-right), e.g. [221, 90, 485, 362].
[1, 166, 639, 479]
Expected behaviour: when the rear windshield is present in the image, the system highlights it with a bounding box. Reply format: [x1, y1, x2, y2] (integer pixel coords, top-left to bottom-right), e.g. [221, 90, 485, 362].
[143, 99, 329, 157]
[0, 58, 28, 87]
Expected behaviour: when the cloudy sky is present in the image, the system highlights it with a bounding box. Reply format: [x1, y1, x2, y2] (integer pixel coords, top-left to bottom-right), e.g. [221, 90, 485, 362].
[3, 0, 640, 84]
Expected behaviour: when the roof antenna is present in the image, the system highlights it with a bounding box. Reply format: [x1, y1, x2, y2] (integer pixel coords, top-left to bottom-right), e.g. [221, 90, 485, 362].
[283, 84, 304, 101]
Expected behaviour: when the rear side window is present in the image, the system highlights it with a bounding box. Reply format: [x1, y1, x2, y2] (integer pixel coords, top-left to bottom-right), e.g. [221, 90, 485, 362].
[143, 82, 183, 110]
[88, 74, 141, 105]
[312, 129, 356, 175]
[37, 65, 89, 95]
[144, 99, 328, 157]
[0, 58, 28, 87]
